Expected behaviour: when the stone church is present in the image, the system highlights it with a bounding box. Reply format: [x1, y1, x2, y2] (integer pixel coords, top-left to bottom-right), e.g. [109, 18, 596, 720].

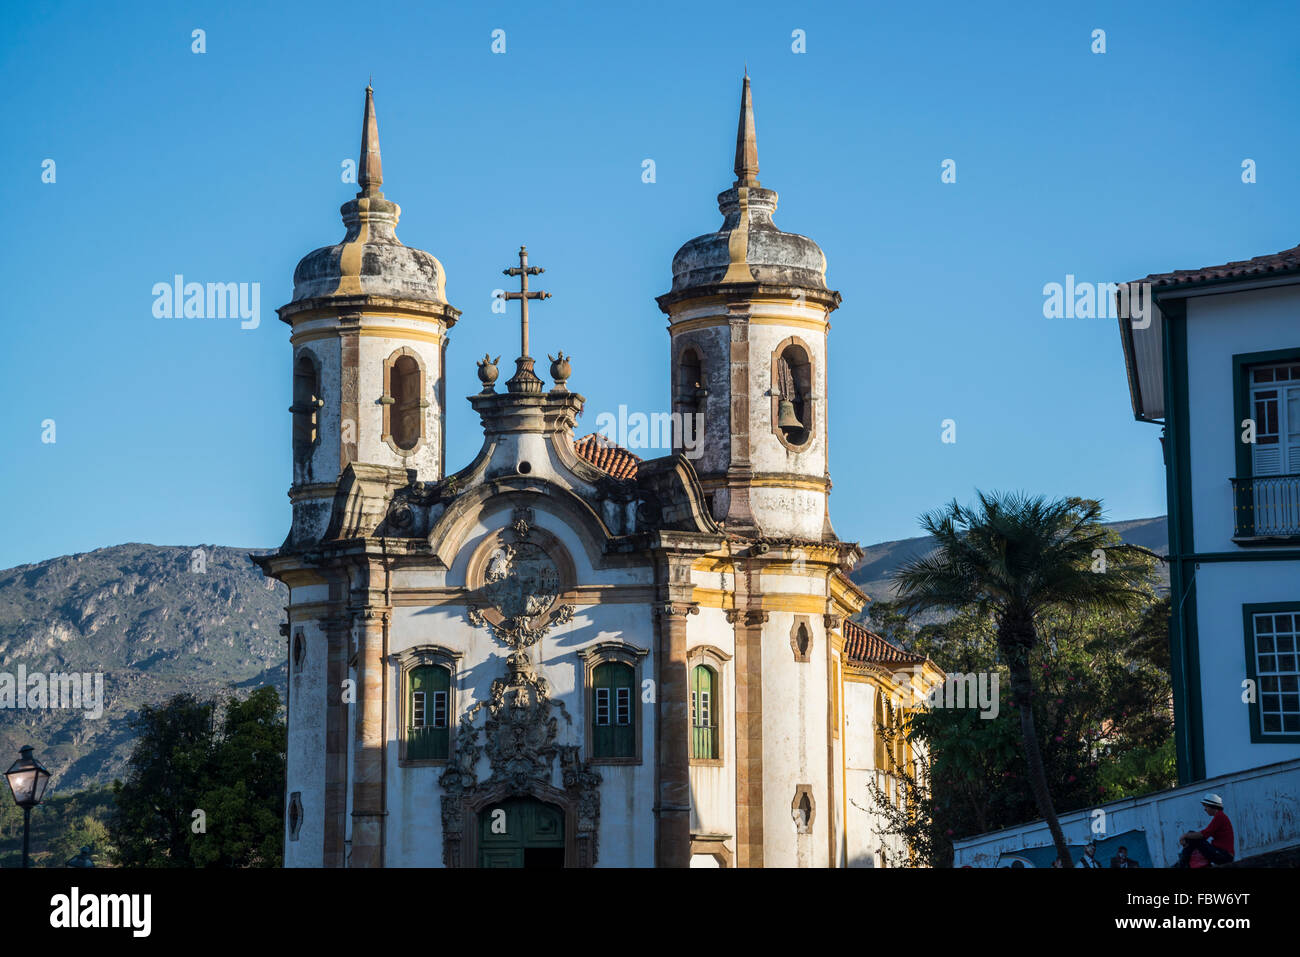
[257, 76, 943, 867]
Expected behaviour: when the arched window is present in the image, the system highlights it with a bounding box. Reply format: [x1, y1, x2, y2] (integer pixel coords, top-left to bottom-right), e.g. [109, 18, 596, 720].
[592, 662, 635, 759]
[678, 348, 705, 411]
[674, 346, 706, 455]
[384, 349, 426, 453]
[773, 339, 813, 448]
[291, 353, 321, 465]
[408, 664, 451, 760]
[894, 706, 907, 771]
[579, 641, 647, 764]
[874, 693, 889, 769]
[691, 664, 719, 760]
[687, 645, 729, 765]
[394, 646, 461, 766]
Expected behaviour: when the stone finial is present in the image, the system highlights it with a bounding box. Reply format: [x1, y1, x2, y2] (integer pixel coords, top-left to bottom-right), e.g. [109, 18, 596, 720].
[733, 72, 760, 188]
[358, 84, 383, 197]
[477, 354, 501, 391]
[548, 351, 572, 388]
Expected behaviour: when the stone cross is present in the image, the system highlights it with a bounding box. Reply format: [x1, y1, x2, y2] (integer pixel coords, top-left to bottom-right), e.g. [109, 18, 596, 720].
[501, 245, 550, 358]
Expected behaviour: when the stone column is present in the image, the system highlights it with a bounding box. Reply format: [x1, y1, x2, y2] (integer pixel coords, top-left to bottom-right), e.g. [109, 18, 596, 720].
[349, 606, 389, 868]
[654, 600, 696, 867]
[732, 608, 768, 867]
[723, 308, 758, 533]
[321, 614, 351, 867]
[823, 613, 842, 867]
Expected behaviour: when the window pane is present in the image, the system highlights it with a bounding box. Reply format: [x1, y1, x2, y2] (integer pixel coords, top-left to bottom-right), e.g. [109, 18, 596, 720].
[412, 691, 426, 728]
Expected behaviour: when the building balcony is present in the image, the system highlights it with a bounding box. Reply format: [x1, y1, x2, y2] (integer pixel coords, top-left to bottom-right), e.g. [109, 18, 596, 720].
[1232, 474, 1300, 543]
[406, 724, 448, 760]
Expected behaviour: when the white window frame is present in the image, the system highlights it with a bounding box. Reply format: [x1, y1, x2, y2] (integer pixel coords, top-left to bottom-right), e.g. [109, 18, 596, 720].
[1253, 611, 1300, 736]
[1249, 362, 1300, 476]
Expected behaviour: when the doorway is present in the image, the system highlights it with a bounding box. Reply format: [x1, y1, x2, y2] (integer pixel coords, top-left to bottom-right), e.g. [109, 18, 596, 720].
[477, 796, 565, 868]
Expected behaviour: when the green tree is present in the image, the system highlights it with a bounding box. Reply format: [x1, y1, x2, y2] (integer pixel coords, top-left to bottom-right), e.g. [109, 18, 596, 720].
[867, 595, 1173, 864]
[892, 492, 1157, 868]
[48, 811, 114, 866]
[109, 688, 284, 867]
[191, 686, 285, 867]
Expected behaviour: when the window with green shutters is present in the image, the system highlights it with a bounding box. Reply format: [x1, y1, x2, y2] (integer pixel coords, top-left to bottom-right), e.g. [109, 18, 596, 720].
[691, 665, 718, 760]
[408, 664, 450, 760]
[591, 662, 634, 759]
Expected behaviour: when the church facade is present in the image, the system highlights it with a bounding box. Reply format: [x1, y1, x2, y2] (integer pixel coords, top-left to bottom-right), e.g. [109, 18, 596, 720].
[258, 77, 942, 868]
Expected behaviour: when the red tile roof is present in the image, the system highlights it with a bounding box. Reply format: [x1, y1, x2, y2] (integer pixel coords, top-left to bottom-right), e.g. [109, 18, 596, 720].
[573, 433, 641, 480]
[842, 618, 927, 666]
[1137, 242, 1300, 289]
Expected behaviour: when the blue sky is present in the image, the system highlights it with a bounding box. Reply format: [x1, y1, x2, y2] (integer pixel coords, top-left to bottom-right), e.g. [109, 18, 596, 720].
[2, 0, 1298, 570]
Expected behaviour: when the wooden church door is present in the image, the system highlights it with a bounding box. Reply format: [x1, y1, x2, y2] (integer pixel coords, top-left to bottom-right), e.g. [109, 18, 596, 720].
[478, 797, 565, 868]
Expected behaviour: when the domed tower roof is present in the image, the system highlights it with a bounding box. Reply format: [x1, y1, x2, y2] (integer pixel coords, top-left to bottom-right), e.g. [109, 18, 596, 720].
[660, 74, 839, 309]
[289, 86, 449, 306]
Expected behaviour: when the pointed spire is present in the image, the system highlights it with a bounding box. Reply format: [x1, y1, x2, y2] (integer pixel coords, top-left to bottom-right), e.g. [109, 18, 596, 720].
[358, 84, 383, 197]
[733, 72, 760, 188]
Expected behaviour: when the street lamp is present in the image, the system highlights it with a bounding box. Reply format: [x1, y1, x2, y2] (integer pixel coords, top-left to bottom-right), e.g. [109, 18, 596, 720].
[5, 745, 52, 868]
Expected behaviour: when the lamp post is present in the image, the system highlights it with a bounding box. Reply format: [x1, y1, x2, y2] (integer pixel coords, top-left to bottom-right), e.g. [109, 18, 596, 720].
[5, 745, 52, 868]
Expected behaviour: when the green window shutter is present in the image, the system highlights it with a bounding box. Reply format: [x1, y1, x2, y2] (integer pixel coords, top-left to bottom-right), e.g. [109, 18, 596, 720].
[409, 665, 451, 759]
[691, 665, 717, 759]
[593, 662, 635, 758]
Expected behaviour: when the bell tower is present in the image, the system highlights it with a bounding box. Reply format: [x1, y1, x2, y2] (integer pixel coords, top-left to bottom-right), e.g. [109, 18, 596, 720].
[656, 74, 841, 540]
[277, 86, 461, 545]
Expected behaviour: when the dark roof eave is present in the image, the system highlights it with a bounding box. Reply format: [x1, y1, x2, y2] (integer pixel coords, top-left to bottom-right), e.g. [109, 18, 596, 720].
[655, 281, 842, 314]
[277, 294, 461, 326]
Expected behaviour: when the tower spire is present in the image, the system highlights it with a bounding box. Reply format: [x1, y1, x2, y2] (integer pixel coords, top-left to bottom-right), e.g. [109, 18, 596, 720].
[358, 84, 383, 197]
[733, 72, 760, 188]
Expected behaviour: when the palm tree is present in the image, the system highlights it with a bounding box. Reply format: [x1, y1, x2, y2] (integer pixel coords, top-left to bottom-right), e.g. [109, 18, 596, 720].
[893, 492, 1157, 868]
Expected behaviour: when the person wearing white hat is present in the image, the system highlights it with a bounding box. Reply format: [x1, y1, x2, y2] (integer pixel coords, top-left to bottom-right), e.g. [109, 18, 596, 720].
[1174, 793, 1234, 867]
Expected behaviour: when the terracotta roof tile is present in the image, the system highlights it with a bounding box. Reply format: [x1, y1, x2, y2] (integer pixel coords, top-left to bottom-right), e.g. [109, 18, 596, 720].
[842, 618, 926, 666]
[573, 433, 641, 480]
[1137, 243, 1300, 289]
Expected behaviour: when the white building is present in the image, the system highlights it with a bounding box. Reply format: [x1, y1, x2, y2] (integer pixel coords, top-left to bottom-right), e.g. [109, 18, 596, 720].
[1120, 244, 1300, 782]
[258, 79, 941, 868]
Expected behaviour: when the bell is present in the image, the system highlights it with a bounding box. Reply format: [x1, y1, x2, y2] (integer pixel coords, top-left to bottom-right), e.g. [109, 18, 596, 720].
[778, 397, 803, 429]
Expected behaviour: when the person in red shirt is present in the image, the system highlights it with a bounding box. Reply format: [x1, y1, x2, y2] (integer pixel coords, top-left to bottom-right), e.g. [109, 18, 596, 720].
[1175, 793, 1234, 867]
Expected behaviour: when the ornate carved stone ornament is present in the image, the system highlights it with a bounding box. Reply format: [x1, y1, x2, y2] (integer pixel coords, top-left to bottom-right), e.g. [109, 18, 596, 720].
[438, 651, 601, 867]
[377, 474, 461, 538]
[510, 505, 533, 540]
[465, 518, 576, 651]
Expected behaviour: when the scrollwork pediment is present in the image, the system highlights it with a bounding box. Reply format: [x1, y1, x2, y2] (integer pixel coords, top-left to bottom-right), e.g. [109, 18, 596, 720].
[438, 650, 602, 867]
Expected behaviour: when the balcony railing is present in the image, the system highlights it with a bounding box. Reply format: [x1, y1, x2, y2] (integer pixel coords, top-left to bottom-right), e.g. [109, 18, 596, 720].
[1232, 474, 1300, 539]
[406, 724, 448, 760]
